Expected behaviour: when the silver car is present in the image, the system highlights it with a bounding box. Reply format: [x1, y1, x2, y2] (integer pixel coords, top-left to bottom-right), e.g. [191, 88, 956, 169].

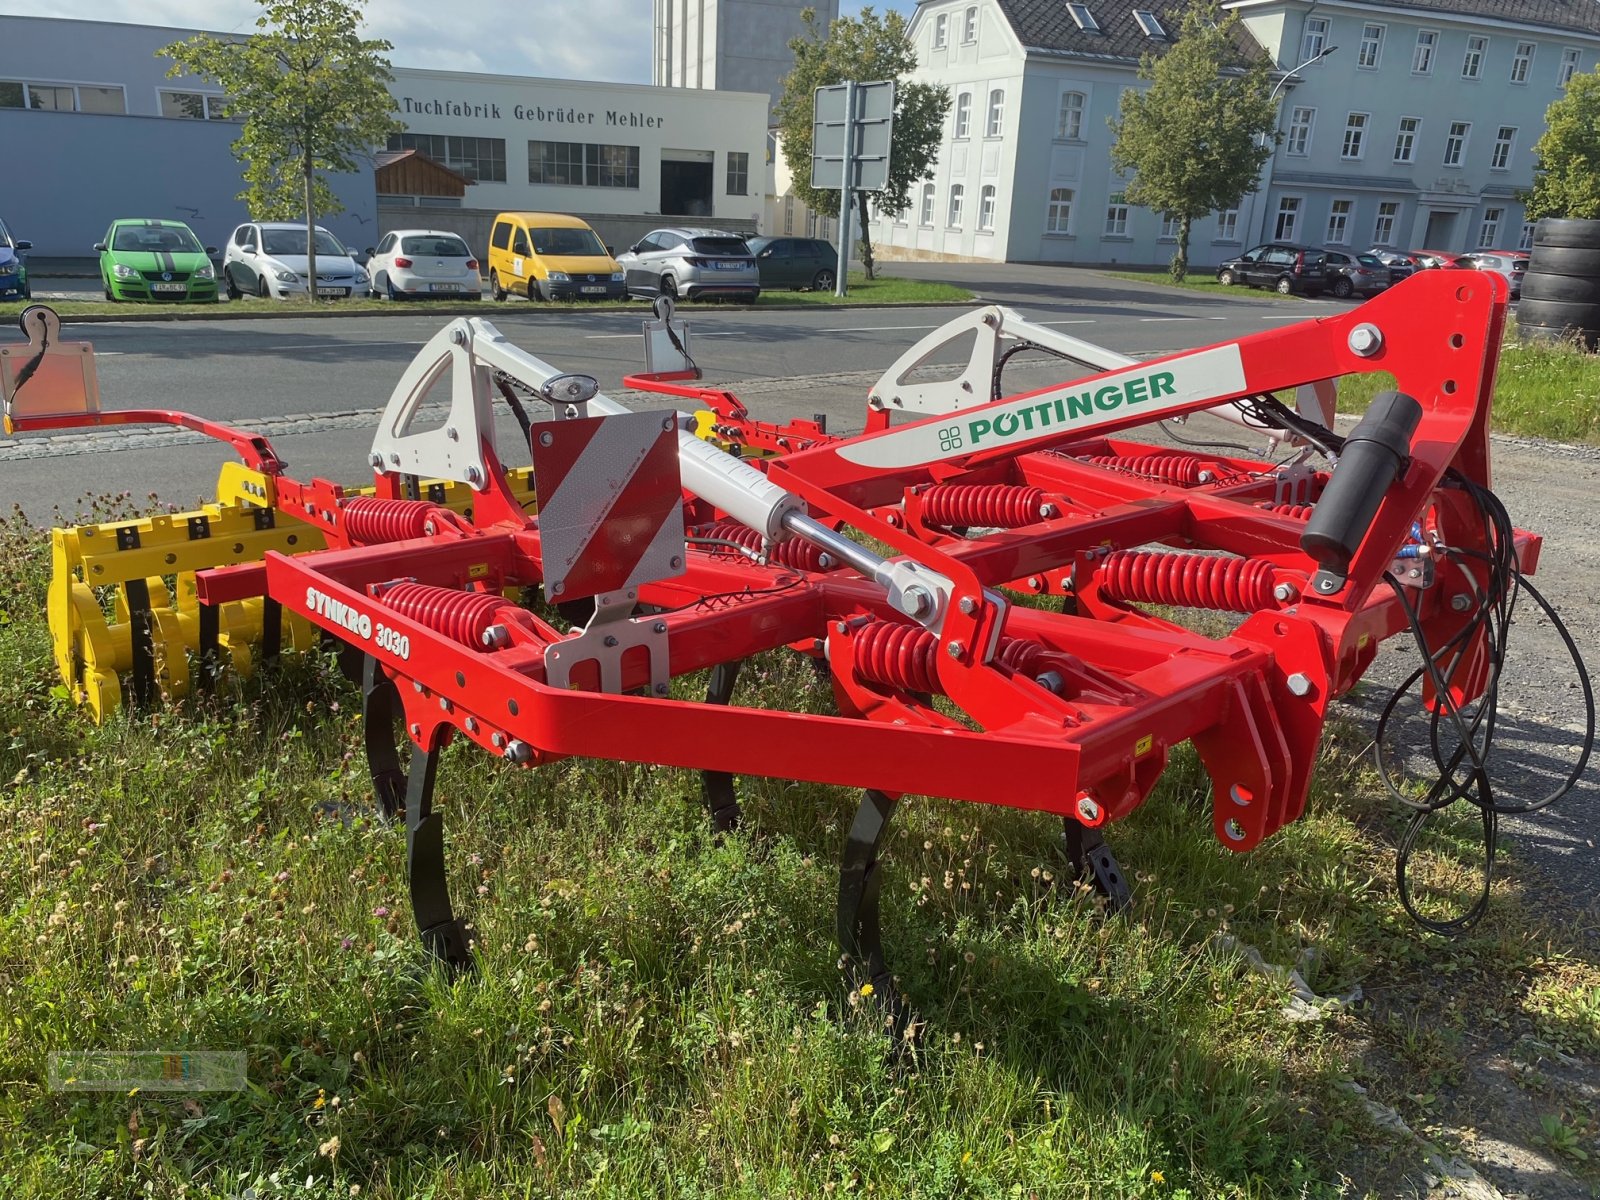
[616, 227, 760, 304]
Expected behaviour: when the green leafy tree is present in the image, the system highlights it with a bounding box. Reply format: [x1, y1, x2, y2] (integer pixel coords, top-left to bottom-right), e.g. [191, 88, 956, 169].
[773, 7, 949, 280]
[161, 0, 399, 298]
[1108, 1, 1277, 281]
[1526, 71, 1600, 219]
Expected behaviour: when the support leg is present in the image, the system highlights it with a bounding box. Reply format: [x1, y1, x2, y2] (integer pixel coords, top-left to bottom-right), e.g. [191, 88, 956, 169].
[362, 655, 407, 823]
[838, 789, 909, 1028]
[405, 737, 474, 970]
[699, 660, 743, 833]
[1061, 820, 1133, 912]
[260, 596, 282, 664]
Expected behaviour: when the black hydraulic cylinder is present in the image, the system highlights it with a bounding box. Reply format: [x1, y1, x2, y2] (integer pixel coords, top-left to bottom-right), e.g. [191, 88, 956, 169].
[1301, 389, 1422, 594]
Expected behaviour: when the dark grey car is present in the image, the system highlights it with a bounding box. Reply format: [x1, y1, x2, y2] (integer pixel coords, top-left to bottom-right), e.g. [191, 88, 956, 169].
[615, 227, 760, 303]
[746, 236, 838, 291]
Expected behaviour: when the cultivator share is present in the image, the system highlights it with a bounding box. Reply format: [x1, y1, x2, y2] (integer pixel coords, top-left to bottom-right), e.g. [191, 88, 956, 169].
[2, 273, 1591, 1017]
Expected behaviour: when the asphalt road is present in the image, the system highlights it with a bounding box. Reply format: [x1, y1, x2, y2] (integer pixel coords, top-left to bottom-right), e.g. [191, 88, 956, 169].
[2, 262, 1593, 917]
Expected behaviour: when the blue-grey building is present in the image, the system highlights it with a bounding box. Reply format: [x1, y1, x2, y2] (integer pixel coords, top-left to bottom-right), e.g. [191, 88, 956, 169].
[871, 0, 1600, 266]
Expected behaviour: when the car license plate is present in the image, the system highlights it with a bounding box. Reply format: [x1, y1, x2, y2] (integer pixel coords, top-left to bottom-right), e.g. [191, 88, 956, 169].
[429, 283, 460, 293]
[316, 286, 347, 297]
[714, 261, 742, 270]
[152, 282, 187, 293]
[581, 285, 606, 293]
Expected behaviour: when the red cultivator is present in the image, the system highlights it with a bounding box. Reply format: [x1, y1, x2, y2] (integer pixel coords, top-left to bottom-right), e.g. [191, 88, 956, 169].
[3, 270, 1588, 1014]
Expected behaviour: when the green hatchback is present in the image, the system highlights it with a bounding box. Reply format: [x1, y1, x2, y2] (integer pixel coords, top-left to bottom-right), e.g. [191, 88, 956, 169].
[95, 219, 220, 303]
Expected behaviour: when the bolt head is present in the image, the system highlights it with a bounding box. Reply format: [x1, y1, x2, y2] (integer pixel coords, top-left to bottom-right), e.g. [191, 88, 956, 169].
[902, 586, 931, 617]
[389, 453, 402, 466]
[946, 640, 964, 659]
[369, 453, 385, 470]
[1039, 503, 1058, 519]
[1273, 582, 1297, 603]
[654, 682, 670, 695]
[465, 716, 479, 733]
[1075, 794, 1101, 823]
[1451, 593, 1471, 612]
[539, 430, 554, 447]
[450, 328, 468, 345]
[958, 595, 978, 615]
[603, 634, 619, 648]
[1285, 672, 1313, 697]
[446, 426, 459, 441]
[1348, 323, 1383, 357]
[653, 621, 668, 634]
[408, 723, 421, 737]
[491, 732, 507, 749]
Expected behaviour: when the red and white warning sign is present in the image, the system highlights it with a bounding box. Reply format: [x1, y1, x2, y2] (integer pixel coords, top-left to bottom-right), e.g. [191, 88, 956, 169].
[531, 411, 685, 602]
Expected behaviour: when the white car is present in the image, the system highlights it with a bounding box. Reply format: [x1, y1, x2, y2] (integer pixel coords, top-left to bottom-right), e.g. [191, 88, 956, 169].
[365, 230, 482, 300]
[222, 222, 369, 300]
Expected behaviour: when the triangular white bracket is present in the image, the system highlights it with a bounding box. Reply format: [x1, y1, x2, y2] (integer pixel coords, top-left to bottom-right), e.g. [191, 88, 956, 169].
[368, 319, 496, 486]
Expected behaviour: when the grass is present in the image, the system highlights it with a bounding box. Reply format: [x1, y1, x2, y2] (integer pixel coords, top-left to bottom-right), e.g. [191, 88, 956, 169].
[0, 274, 970, 322]
[1334, 320, 1600, 444]
[0, 496, 1596, 1198]
[1101, 269, 1304, 302]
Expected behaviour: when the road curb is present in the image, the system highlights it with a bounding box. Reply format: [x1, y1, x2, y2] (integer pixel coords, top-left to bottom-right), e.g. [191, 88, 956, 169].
[10, 297, 980, 325]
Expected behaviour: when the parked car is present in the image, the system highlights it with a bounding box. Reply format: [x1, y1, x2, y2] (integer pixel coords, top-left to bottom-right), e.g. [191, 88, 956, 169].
[1321, 249, 1397, 299]
[1460, 251, 1528, 300]
[0, 215, 30, 301]
[616, 227, 760, 303]
[1410, 249, 1469, 270]
[1366, 248, 1419, 278]
[1215, 243, 1326, 296]
[93, 218, 218, 303]
[365, 230, 481, 300]
[222, 222, 369, 300]
[486, 212, 624, 301]
[745, 236, 839, 291]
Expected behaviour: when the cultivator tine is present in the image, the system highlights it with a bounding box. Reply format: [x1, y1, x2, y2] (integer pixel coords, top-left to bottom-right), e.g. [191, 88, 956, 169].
[260, 597, 281, 664]
[1061, 822, 1133, 913]
[700, 660, 744, 833]
[196, 602, 221, 692]
[122, 578, 157, 708]
[361, 656, 408, 824]
[404, 736, 474, 971]
[837, 789, 910, 1031]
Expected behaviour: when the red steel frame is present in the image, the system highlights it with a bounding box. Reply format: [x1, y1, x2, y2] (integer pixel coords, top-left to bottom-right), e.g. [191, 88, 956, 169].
[10, 271, 1533, 861]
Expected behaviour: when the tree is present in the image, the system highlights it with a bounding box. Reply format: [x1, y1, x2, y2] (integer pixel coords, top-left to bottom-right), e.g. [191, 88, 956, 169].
[773, 7, 949, 280]
[1525, 71, 1600, 219]
[161, 0, 399, 299]
[1108, 1, 1277, 282]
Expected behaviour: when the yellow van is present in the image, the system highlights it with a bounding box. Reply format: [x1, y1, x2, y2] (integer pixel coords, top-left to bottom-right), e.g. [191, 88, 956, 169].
[486, 212, 625, 301]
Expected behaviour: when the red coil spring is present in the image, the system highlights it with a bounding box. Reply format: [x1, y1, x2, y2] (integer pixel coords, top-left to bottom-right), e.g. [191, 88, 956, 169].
[381, 582, 508, 647]
[342, 497, 437, 544]
[1097, 551, 1277, 612]
[851, 621, 1052, 693]
[1085, 453, 1212, 486]
[920, 484, 1048, 528]
[693, 521, 835, 571]
[1261, 502, 1316, 520]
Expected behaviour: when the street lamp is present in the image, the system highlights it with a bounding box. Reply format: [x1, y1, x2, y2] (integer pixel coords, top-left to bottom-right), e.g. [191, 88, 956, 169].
[1248, 44, 1337, 245]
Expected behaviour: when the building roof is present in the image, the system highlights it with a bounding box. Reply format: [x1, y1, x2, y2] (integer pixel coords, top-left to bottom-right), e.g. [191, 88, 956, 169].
[1301, 0, 1600, 37]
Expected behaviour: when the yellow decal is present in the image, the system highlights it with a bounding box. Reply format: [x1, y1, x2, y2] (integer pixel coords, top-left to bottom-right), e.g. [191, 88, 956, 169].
[1134, 733, 1154, 757]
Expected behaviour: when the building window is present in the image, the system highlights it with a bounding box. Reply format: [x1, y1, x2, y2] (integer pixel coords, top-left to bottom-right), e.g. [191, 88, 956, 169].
[1443, 121, 1470, 167]
[389, 132, 507, 183]
[726, 151, 749, 195]
[1560, 48, 1581, 85]
[920, 183, 935, 226]
[527, 140, 640, 188]
[963, 5, 977, 42]
[1342, 112, 1368, 160]
[1393, 116, 1419, 163]
[1462, 35, 1488, 80]
[1491, 126, 1516, 171]
[1215, 208, 1239, 241]
[1358, 24, 1384, 70]
[1510, 42, 1534, 84]
[979, 185, 996, 230]
[986, 89, 1005, 137]
[1068, 4, 1100, 33]
[948, 185, 965, 228]
[158, 90, 236, 121]
[1274, 196, 1301, 241]
[783, 195, 795, 235]
[1373, 200, 1400, 246]
[1057, 91, 1084, 140]
[1413, 30, 1437, 74]
[1046, 187, 1074, 234]
[1286, 106, 1314, 156]
[933, 13, 948, 48]
[1105, 193, 1129, 237]
[1134, 9, 1167, 38]
[1159, 213, 1180, 241]
[954, 92, 971, 138]
[1478, 207, 1503, 248]
[1519, 222, 1535, 250]
[1326, 198, 1353, 244]
[0, 79, 126, 114]
[1301, 16, 1329, 62]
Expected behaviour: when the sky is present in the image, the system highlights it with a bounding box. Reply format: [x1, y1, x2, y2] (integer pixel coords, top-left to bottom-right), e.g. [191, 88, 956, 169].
[0, 1, 920, 83]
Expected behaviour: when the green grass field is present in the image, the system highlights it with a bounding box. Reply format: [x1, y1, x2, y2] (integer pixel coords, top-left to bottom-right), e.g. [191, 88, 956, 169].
[0, 274, 970, 322]
[1, 497, 1595, 1198]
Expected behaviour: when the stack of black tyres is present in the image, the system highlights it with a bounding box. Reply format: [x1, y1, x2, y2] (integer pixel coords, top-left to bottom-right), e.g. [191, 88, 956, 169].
[1519, 218, 1600, 349]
